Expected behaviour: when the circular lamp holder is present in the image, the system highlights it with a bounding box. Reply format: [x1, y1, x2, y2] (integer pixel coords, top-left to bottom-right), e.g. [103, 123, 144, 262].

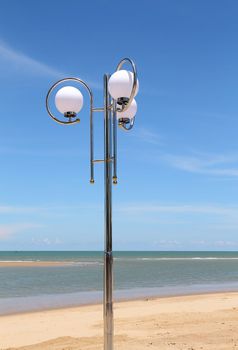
[46, 77, 92, 125]
[64, 111, 77, 119]
[114, 58, 138, 131]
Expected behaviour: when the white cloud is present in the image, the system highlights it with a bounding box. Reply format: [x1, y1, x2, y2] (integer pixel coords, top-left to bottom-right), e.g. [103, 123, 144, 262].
[0, 146, 84, 157]
[160, 152, 238, 177]
[0, 223, 40, 239]
[214, 240, 238, 247]
[155, 239, 181, 246]
[116, 203, 238, 216]
[0, 39, 101, 89]
[134, 127, 163, 145]
[115, 202, 238, 233]
[0, 203, 101, 216]
[3, 202, 238, 221]
[190, 239, 238, 248]
[0, 205, 39, 214]
[31, 237, 62, 246]
[0, 39, 63, 78]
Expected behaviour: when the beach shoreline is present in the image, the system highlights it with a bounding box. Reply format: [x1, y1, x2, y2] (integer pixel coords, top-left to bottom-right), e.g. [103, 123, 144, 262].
[1, 291, 238, 349]
[1, 288, 238, 317]
[0, 261, 72, 267]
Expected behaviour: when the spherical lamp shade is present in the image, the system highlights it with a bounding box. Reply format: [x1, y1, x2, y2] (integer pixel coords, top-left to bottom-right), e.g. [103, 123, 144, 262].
[117, 99, 137, 120]
[55, 86, 84, 115]
[108, 70, 139, 100]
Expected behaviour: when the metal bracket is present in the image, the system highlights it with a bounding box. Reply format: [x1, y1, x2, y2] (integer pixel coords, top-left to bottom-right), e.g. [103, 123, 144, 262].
[93, 158, 114, 163]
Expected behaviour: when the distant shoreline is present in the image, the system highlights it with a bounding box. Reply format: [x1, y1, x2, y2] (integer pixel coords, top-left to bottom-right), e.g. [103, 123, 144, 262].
[0, 261, 70, 267]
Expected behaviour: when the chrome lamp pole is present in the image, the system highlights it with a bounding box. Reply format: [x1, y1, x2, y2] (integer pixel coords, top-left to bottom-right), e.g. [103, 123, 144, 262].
[46, 58, 139, 350]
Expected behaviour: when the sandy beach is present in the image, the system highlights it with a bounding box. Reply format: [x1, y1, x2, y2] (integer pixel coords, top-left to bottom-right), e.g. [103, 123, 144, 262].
[0, 261, 71, 267]
[1, 291, 238, 350]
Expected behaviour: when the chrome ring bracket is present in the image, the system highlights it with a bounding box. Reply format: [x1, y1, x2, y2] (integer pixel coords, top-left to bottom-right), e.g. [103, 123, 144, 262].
[46, 77, 95, 183]
[46, 77, 93, 125]
[115, 58, 138, 114]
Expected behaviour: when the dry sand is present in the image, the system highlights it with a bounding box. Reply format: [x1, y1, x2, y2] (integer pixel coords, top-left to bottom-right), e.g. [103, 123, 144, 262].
[1, 292, 238, 350]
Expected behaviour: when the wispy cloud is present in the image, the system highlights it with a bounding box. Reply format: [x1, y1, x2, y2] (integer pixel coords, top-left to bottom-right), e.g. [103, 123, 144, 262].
[0, 203, 101, 216]
[134, 127, 164, 145]
[0, 146, 85, 157]
[116, 202, 238, 217]
[0, 205, 39, 214]
[0, 39, 101, 89]
[160, 152, 238, 177]
[214, 240, 238, 247]
[0, 223, 40, 239]
[154, 239, 181, 247]
[0, 39, 63, 78]
[190, 239, 238, 248]
[10, 202, 226, 221]
[3, 202, 238, 221]
[155, 239, 238, 249]
[31, 237, 62, 246]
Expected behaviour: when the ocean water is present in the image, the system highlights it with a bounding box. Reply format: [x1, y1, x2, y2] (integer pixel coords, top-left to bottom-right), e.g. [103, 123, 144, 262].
[1, 251, 238, 314]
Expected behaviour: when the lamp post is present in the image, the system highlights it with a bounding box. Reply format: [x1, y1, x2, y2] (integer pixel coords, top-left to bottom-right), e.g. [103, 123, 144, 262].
[46, 58, 139, 350]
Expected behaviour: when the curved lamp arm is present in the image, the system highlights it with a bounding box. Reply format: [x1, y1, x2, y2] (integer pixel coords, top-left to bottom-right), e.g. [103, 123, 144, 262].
[46, 77, 95, 183]
[118, 116, 135, 131]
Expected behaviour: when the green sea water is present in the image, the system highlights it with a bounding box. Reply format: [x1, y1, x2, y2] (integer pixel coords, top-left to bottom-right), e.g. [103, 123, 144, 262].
[0, 251, 238, 314]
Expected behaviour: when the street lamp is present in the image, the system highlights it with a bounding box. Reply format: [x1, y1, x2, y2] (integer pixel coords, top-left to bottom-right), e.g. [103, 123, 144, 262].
[46, 58, 139, 350]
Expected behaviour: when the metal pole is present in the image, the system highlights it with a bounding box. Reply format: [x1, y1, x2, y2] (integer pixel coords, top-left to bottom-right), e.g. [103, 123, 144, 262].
[46, 59, 138, 350]
[103, 74, 113, 350]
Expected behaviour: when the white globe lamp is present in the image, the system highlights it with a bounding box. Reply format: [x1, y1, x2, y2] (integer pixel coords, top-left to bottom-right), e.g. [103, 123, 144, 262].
[108, 70, 139, 102]
[55, 86, 84, 118]
[117, 99, 137, 122]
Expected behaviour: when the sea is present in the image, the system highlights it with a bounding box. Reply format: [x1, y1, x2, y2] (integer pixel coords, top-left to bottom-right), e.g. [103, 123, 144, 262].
[1, 251, 238, 315]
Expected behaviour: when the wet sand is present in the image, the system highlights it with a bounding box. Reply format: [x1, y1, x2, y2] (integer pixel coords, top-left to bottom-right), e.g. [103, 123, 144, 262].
[1, 292, 238, 349]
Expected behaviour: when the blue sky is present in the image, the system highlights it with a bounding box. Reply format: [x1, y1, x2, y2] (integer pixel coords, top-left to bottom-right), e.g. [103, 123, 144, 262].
[0, 0, 238, 250]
